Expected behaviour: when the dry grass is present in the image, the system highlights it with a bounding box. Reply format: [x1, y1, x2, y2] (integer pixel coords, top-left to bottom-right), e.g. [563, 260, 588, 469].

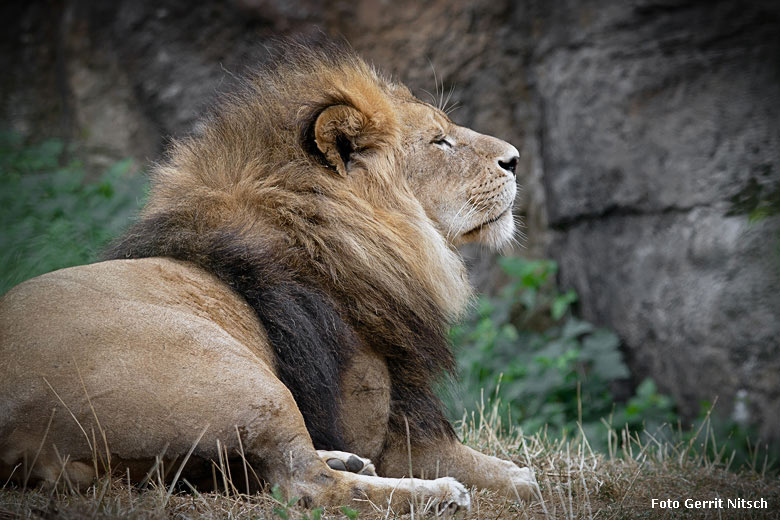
[1, 401, 777, 519]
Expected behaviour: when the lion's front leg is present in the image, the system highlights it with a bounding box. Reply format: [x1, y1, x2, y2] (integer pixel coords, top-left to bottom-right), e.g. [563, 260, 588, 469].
[377, 435, 537, 501]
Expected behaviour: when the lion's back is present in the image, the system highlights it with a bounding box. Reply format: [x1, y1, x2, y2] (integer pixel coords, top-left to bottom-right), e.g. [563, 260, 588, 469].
[1, 257, 272, 355]
[0, 258, 275, 457]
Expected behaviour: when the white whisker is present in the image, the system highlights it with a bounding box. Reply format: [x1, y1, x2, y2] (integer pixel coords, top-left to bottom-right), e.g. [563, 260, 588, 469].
[447, 199, 473, 242]
[442, 84, 457, 114]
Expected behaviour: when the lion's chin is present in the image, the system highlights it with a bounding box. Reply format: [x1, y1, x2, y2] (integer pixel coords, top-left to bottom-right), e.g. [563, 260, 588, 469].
[456, 209, 516, 250]
[481, 210, 516, 250]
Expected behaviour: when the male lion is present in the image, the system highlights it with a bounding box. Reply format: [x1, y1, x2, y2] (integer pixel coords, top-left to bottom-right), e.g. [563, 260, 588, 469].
[0, 43, 536, 512]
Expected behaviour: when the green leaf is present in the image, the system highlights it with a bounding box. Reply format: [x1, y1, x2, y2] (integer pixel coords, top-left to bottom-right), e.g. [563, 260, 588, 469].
[306, 508, 323, 520]
[271, 484, 285, 503]
[635, 378, 657, 398]
[551, 289, 577, 320]
[560, 318, 594, 339]
[518, 287, 536, 310]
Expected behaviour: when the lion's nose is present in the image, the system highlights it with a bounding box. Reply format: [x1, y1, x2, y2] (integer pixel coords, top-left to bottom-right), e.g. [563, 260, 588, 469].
[497, 146, 520, 176]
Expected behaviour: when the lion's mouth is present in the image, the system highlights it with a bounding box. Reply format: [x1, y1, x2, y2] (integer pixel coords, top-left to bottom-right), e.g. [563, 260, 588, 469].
[463, 208, 510, 235]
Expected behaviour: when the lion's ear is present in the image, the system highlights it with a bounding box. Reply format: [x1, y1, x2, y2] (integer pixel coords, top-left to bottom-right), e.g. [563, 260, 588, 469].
[313, 104, 369, 176]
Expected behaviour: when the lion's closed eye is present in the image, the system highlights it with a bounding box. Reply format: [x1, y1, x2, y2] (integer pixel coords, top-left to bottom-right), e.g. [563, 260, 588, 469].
[431, 135, 453, 148]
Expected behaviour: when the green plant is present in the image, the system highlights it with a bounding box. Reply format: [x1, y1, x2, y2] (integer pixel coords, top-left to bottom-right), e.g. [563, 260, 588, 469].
[0, 132, 146, 295]
[726, 165, 780, 223]
[609, 378, 676, 435]
[448, 257, 676, 447]
[269, 485, 326, 520]
[305, 509, 324, 520]
[680, 400, 779, 475]
[270, 484, 298, 519]
[340, 506, 359, 519]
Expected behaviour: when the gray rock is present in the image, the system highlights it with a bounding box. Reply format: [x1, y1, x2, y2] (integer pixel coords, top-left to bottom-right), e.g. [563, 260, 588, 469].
[551, 209, 780, 435]
[534, 0, 780, 438]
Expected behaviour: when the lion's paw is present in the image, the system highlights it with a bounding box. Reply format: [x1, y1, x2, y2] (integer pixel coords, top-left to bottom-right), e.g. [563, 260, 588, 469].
[503, 462, 537, 502]
[316, 450, 376, 476]
[430, 477, 471, 514]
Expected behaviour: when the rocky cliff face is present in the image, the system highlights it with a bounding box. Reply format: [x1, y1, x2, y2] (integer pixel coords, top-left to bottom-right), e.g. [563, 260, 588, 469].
[531, 0, 780, 437]
[2, 0, 778, 439]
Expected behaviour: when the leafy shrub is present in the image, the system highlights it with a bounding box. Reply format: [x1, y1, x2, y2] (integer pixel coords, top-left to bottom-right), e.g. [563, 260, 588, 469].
[448, 257, 676, 446]
[0, 133, 146, 295]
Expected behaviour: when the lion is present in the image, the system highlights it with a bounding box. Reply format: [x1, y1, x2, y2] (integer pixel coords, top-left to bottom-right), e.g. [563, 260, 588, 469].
[0, 42, 536, 513]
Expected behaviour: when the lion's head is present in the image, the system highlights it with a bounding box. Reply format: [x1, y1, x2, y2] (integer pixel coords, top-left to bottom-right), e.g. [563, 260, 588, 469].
[307, 76, 520, 251]
[136, 45, 521, 322]
[108, 42, 522, 446]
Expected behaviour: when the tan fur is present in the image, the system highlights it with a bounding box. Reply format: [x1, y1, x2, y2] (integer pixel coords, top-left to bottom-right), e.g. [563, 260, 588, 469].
[0, 45, 535, 511]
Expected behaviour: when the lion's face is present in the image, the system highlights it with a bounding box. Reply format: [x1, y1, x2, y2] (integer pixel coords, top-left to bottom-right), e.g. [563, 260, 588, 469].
[398, 102, 519, 249]
[305, 61, 518, 252]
